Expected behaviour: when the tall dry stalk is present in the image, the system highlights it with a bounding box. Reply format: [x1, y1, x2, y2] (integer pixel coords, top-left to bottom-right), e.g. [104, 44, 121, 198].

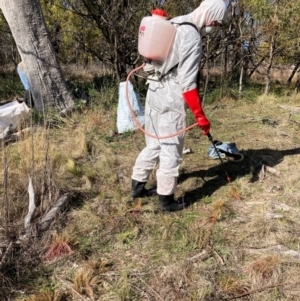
[40, 99, 53, 209]
[24, 92, 37, 229]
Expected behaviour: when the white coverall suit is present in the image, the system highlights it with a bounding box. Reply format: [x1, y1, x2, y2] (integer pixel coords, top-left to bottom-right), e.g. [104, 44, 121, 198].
[132, 0, 227, 196]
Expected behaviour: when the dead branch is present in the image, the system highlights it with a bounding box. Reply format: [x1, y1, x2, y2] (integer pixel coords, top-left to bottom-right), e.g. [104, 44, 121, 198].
[278, 104, 300, 114]
[0, 127, 31, 143]
[212, 248, 225, 266]
[10, 127, 31, 139]
[247, 245, 300, 259]
[55, 274, 88, 301]
[225, 282, 292, 300]
[24, 175, 36, 229]
[136, 275, 164, 301]
[0, 242, 13, 269]
[18, 193, 72, 244]
[265, 166, 280, 176]
[38, 193, 72, 232]
[188, 249, 211, 262]
[131, 284, 151, 299]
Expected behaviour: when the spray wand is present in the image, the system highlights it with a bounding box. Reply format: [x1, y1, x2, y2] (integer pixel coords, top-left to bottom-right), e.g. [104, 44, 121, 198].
[207, 132, 231, 183]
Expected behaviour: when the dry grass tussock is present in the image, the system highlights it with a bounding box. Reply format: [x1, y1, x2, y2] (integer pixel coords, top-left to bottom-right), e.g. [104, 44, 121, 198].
[2, 91, 300, 300]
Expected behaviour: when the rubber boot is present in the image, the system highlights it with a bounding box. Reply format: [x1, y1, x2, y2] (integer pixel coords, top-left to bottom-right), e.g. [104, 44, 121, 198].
[131, 179, 157, 199]
[158, 194, 185, 212]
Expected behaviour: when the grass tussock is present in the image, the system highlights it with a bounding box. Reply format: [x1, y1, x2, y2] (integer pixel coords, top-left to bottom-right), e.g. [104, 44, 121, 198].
[43, 233, 75, 261]
[2, 82, 300, 301]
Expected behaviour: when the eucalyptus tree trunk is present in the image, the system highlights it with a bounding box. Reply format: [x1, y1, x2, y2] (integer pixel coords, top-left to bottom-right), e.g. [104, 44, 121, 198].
[0, 0, 74, 112]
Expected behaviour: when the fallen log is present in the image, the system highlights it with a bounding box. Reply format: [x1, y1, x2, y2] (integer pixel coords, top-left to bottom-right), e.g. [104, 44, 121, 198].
[38, 193, 72, 232]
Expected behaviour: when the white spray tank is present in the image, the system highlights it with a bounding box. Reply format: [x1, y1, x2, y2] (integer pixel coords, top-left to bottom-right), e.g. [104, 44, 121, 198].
[138, 9, 176, 62]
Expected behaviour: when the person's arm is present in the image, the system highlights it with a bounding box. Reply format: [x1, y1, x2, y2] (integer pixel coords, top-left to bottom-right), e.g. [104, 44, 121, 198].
[182, 89, 210, 134]
[177, 26, 210, 135]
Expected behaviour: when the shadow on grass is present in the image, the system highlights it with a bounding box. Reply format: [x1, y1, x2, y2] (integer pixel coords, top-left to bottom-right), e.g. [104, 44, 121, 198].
[179, 147, 300, 206]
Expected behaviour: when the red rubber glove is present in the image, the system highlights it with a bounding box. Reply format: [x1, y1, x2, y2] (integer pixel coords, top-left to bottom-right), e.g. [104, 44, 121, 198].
[182, 88, 210, 135]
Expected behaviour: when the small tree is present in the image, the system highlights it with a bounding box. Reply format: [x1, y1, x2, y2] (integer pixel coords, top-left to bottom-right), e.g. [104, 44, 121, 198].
[65, 0, 159, 80]
[244, 0, 300, 94]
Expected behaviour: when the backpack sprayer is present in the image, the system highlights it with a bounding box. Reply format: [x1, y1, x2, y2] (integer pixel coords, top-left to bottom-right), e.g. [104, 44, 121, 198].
[138, 8, 176, 62]
[125, 8, 198, 139]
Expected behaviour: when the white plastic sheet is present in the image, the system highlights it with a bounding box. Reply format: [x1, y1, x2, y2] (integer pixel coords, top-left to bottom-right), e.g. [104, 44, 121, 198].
[0, 101, 30, 136]
[117, 81, 145, 134]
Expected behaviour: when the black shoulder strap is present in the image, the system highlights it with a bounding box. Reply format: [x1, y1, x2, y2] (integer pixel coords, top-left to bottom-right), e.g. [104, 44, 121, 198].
[171, 22, 198, 32]
[158, 22, 198, 81]
[158, 63, 178, 81]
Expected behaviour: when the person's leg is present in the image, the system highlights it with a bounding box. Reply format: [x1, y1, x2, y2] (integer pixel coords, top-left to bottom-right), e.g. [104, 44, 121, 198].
[156, 109, 186, 211]
[131, 107, 160, 198]
[156, 141, 183, 195]
[132, 141, 160, 183]
[157, 142, 186, 212]
[131, 145, 160, 198]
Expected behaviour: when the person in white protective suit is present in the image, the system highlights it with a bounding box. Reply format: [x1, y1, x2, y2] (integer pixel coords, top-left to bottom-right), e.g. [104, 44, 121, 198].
[131, 0, 228, 211]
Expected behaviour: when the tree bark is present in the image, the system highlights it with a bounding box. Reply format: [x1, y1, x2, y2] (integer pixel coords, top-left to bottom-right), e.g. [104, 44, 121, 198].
[0, 0, 74, 111]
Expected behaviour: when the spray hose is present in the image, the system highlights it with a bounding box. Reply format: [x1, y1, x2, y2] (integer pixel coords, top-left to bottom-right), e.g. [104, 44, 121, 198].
[125, 63, 198, 139]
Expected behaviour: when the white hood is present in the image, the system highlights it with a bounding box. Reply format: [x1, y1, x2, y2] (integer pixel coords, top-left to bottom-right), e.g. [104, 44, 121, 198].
[189, 0, 228, 30]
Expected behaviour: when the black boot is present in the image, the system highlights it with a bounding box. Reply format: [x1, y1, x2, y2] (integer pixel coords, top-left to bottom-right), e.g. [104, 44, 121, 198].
[158, 194, 186, 212]
[131, 179, 157, 199]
